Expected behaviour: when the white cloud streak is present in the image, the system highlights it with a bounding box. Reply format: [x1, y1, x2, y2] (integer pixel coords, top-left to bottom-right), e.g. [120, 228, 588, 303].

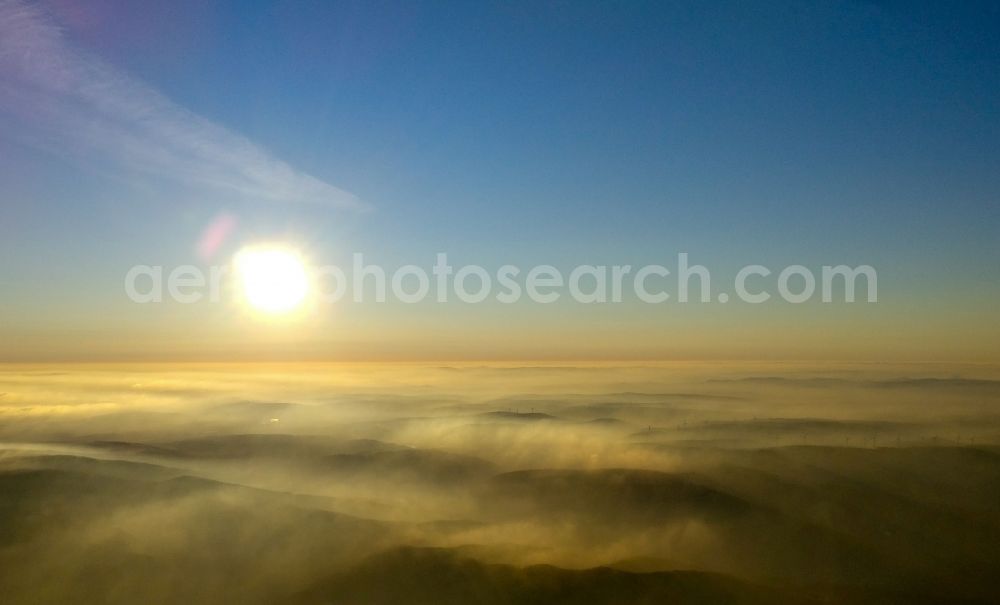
[0, 0, 364, 209]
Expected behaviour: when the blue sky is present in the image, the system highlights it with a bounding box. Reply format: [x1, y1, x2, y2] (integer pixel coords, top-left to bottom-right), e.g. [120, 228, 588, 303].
[1, 0, 998, 360]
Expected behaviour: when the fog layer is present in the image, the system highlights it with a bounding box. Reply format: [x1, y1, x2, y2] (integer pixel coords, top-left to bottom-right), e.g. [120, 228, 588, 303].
[1, 362, 999, 604]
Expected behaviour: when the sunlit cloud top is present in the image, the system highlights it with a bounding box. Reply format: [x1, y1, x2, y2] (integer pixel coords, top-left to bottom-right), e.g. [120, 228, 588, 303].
[0, 0, 364, 209]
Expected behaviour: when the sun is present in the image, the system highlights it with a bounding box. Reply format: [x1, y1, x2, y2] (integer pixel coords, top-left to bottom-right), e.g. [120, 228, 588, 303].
[234, 246, 309, 315]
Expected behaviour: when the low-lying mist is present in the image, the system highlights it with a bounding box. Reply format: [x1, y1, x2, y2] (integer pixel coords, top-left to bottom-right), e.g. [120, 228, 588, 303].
[1, 362, 999, 604]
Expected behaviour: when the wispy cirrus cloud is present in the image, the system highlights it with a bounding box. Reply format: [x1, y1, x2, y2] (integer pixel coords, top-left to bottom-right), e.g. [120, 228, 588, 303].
[0, 0, 364, 209]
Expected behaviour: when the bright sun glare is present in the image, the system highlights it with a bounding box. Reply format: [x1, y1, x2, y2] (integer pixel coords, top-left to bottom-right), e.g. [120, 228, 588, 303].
[235, 247, 309, 314]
